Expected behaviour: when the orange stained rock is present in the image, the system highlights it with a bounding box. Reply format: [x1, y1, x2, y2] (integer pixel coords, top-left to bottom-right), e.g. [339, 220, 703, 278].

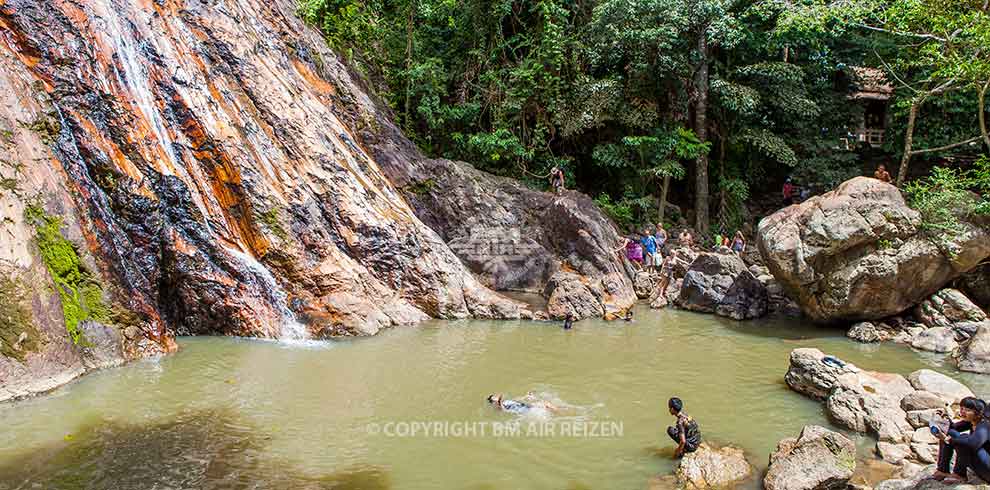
[291, 58, 336, 97]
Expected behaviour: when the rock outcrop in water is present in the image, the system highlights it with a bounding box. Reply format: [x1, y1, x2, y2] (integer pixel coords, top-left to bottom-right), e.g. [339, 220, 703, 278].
[0, 0, 633, 399]
[757, 177, 990, 323]
[786, 348, 978, 467]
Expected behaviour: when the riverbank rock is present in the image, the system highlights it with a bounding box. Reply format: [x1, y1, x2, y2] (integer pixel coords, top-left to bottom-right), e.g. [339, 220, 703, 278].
[957, 324, 990, 374]
[959, 264, 990, 311]
[756, 177, 990, 323]
[876, 442, 912, 465]
[915, 289, 988, 328]
[826, 370, 914, 442]
[635, 272, 656, 299]
[907, 369, 974, 404]
[764, 425, 856, 490]
[543, 271, 635, 320]
[909, 327, 959, 353]
[848, 322, 884, 343]
[784, 348, 861, 400]
[675, 444, 753, 489]
[676, 252, 769, 320]
[901, 391, 947, 412]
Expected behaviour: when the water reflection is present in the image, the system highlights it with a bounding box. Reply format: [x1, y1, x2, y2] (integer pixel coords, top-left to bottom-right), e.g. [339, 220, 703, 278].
[0, 409, 390, 490]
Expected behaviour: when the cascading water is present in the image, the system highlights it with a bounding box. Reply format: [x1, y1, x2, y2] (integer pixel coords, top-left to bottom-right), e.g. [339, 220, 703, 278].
[224, 247, 310, 341]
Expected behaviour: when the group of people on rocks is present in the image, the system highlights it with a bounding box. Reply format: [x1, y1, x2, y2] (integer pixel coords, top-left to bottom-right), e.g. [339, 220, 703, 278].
[619, 226, 745, 271]
[932, 396, 990, 484]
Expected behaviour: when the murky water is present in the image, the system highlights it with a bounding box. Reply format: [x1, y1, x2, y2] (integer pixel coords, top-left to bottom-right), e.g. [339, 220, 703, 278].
[2, 305, 988, 490]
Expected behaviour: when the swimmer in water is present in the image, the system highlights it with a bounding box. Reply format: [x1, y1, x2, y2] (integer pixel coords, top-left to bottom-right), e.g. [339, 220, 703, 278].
[487, 393, 559, 414]
[563, 313, 575, 330]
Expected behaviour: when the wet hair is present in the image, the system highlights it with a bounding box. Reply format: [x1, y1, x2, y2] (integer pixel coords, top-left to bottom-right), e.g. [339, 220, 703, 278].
[961, 396, 985, 415]
[487, 394, 497, 404]
[668, 397, 683, 413]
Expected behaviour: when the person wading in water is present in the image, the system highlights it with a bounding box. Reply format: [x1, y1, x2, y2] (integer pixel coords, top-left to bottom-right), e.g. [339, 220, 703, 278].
[667, 397, 702, 458]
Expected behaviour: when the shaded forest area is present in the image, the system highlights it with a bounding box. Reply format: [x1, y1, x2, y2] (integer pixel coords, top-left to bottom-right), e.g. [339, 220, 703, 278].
[300, 0, 989, 235]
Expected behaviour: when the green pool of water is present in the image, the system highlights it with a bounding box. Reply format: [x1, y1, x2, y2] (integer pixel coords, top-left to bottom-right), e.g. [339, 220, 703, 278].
[2, 305, 986, 489]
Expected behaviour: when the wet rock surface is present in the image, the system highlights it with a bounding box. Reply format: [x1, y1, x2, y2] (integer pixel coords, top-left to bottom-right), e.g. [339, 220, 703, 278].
[0, 0, 559, 397]
[757, 177, 990, 323]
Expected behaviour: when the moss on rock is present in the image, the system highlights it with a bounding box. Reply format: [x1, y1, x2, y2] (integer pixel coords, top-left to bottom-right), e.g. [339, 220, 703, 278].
[24, 204, 110, 345]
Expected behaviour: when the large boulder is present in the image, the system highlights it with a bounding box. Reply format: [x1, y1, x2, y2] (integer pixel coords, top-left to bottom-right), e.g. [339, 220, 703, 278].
[543, 271, 635, 320]
[757, 177, 990, 323]
[764, 425, 856, 490]
[675, 444, 753, 489]
[957, 324, 990, 374]
[959, 264, 990, 311]
[907, 369, 974, 404]
[914, 288, 988, 328]
[909, 327, 959, 353]
[676, 252, 769, 320]
[826, 370, 914, 442]
[848, 322, 884, 343]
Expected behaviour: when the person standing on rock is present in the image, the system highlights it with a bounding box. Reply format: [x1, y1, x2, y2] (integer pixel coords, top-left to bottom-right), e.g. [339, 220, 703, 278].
[654, 225, 668, 251]
[731, 231, 746, 255]
[641, 230, 660, 271]
[782, 178, 795, 205]
[666, 397, 701, 458]
[873, 164, 892, 184]
[626, 235, 644, 269]
[549, 166, 566, 195]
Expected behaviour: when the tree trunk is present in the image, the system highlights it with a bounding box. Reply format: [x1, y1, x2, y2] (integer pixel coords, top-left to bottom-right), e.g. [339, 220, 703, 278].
[897, 98, 920, 186]
[980, 80, 989, 151]
[692, 30, 710, 234]
[658, 174, 671, 225]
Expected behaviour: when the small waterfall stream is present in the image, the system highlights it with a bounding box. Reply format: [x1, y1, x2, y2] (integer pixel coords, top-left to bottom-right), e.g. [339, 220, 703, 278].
[225, 247, 310, 341]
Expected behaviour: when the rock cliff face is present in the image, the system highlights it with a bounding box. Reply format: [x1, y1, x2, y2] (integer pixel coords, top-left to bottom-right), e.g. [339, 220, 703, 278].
[0, 0, 631, 400]
[757, 177, 990, 323]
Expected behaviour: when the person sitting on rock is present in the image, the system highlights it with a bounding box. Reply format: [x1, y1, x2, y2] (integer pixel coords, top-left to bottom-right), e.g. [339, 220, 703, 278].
[936, 397, 990, 483]
[667, 397, 702, 458]
[679, 230, 694, 248]
[874, 164, 892, 184]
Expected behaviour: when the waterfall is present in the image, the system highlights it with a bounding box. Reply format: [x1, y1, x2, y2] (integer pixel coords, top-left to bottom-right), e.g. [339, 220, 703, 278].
[224, 247, 310, 341]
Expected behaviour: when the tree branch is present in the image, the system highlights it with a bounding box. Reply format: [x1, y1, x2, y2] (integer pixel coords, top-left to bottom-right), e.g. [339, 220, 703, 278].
[909, 136, 983, 156]
[855, 23, 947, 43]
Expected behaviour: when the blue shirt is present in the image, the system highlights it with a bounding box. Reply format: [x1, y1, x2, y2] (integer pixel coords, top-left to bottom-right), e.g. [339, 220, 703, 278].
[641, 236, 658, 254]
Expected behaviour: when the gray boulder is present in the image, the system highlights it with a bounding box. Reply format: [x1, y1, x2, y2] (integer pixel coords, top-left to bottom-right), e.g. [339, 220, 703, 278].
[784, 348, 861, 400]
[907, 369, 974, 404]
[876, 442, 912, 465]
[914, 288, 987, 328]
[764, 425, 856, 490]
[677, 252, 769, 320]
[826, 370, 914, 442]
[910, 327, 958, 353]
[757, 177, 990, 323]
[958, 324, 990, 374]
[901, 391, 947, 412]
[848, 322, 884, 343]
